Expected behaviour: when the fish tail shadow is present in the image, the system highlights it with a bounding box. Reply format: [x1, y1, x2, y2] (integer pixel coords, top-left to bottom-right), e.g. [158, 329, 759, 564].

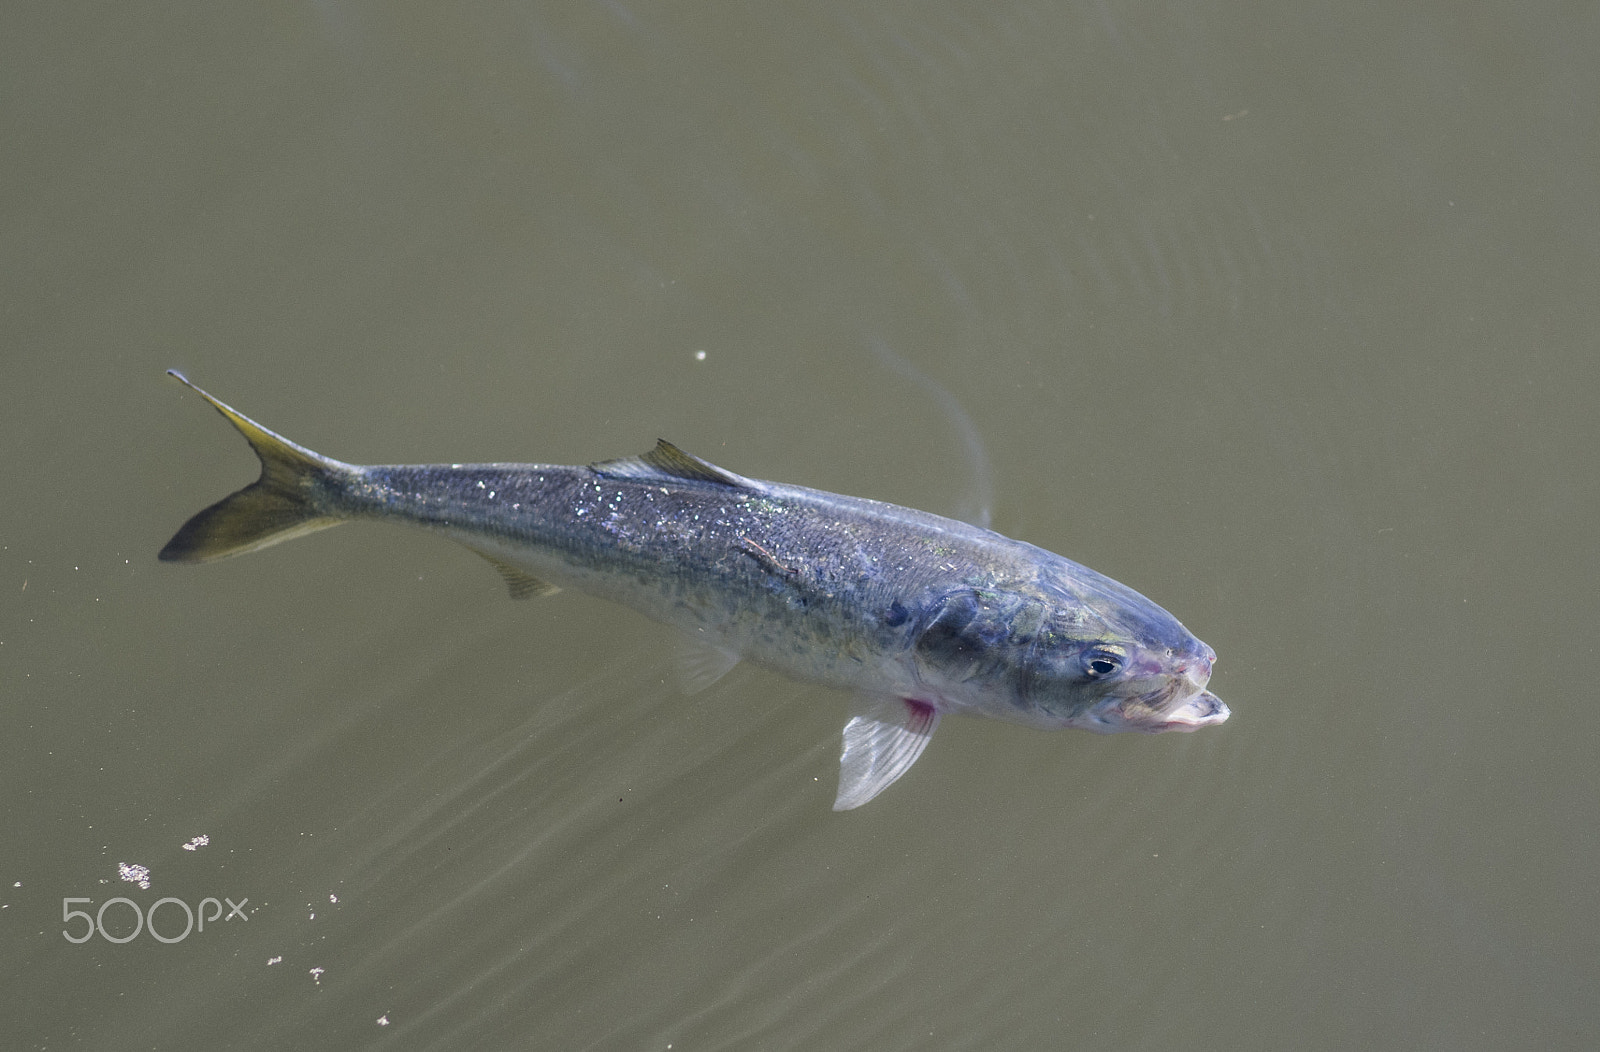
[159, 370, 352, 563]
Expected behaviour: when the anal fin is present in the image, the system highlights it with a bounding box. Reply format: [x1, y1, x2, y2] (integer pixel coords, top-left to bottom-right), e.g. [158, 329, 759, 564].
[833, 695, 942, 811]
[467, 549, 560, 600]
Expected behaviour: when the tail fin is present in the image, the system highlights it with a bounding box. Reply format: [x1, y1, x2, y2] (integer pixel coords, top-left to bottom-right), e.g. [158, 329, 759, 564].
[159, 370, 351, 563]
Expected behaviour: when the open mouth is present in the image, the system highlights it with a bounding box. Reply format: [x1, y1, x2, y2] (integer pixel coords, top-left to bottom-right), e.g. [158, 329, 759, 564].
[1153, 690, 1230, 732]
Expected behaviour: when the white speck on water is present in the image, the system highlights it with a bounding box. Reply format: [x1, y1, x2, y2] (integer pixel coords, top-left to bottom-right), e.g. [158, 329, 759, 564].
[182, 834, 210, 851]
[694, 350, 707, 361]
[268, 956, 282, 965]
[377, 1015, 390, 1027]
[118, 862, 151, 890]
[309, 966, 325, 984]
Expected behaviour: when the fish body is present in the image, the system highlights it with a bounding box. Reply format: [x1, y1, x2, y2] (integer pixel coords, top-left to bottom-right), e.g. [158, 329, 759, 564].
[161, 371, 1227, 809]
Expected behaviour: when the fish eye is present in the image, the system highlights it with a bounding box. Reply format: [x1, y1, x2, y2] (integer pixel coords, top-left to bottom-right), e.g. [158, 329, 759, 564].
[1083, 645, 1126, 678]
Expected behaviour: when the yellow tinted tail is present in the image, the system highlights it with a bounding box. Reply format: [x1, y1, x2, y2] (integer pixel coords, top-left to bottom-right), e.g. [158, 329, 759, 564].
[159, 370, 350, 562]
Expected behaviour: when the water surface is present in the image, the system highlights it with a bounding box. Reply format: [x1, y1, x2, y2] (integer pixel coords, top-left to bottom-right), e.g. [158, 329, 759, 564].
[4, 2, 1597, 1049]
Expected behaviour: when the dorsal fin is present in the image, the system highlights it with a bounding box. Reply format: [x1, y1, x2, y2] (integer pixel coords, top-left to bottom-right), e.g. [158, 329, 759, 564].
[590, 440, 753, 488]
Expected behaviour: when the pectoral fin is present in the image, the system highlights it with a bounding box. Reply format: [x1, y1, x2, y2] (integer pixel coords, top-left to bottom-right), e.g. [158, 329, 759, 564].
[833, 696, 941, 811]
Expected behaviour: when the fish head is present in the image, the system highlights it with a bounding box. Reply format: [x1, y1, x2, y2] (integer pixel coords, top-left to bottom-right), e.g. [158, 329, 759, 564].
[1068, 638, 1229, 733]
[1016, 563, 1229, 734]
[907, 574, 1228, 734]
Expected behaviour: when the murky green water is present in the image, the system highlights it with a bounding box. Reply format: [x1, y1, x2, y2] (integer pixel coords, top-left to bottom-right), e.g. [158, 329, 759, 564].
[5, 3, 1597, 1049]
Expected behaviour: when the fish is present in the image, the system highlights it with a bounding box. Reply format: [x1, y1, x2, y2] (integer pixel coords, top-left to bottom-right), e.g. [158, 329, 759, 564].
[159, 370, 1228, 809]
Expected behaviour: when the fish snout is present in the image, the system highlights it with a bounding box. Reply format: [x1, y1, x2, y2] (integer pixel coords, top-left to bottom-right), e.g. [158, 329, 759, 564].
[1174, 644, 1215, 692]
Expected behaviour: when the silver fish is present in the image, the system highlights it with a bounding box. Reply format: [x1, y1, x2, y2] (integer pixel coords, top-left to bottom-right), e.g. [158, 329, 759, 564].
[160, 371, 1228, 809]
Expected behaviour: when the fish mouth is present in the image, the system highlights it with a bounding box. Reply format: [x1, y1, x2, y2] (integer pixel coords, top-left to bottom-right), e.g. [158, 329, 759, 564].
[1150, 690, 1229, 732]
[1081, 688, 1230, 734]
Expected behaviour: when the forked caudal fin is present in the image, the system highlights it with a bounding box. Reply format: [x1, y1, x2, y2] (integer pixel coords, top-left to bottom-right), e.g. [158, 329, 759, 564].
[159, 370, 351, 563]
